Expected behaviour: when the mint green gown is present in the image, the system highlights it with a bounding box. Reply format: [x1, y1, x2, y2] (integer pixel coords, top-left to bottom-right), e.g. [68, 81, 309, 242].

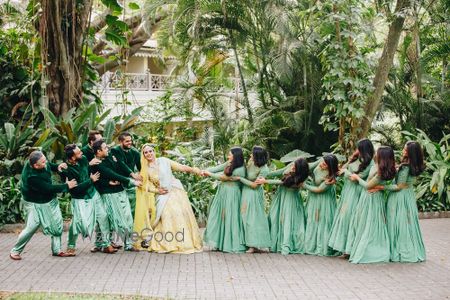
[304, 163, 338, 256]
[266, 161, 320, 255]
[349, 167, 390, 264]
[328, 160, 374, 253]
[204, 163, 246, 253]
[239, 161, 271, 249]
[386, 165, 426, 262]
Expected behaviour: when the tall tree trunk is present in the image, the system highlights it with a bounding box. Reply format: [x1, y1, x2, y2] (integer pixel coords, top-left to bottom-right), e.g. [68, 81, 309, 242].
[40, 0, 93, 116]
[358, 0, 411, 138]
[230, 38, 253, 124]
[413, 15, 423, 129]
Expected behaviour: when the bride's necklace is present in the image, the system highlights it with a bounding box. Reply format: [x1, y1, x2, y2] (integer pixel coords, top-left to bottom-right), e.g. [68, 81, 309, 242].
[148, 160, 158, 169]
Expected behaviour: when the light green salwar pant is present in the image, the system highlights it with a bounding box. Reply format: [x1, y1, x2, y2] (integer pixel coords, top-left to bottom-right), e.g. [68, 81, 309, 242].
[93, 192, 112, 249]
[11, 198, 63, 255]
[67, 192, 104, 249]
[126, 187, 136, 220]
[102, 190, 134, 249]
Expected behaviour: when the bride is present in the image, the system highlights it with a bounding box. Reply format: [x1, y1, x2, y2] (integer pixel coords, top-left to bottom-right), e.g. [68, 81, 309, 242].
[133, 144, 203, 253]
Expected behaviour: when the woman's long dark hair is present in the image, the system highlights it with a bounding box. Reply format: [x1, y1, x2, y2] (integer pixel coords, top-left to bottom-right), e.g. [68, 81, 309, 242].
[252, 146, 268, 167]
[323, 154, 339, 179]
[377, 146, 396, 180]
[282, 158, 309, 188]
[402, 141, 425, 176]
[352, 138, 374, 174]
[224, 147, 245, 176]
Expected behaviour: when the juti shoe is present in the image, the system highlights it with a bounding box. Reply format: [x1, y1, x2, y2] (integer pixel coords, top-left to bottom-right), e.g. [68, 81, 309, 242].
[90, 246, 101, 253]
[102, 245, 117, 254]
[66, 248, 76, 256]
[10, 253, 21, 260]
[52, 252, 74, 257]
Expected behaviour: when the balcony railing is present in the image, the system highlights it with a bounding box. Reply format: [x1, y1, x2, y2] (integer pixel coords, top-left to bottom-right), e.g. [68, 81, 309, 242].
[99, 72, 172, 91]
[99, 71, 244, 93]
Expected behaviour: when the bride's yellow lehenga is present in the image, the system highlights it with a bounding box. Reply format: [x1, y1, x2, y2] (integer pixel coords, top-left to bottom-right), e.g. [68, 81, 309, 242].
[133, 155, 202, 254]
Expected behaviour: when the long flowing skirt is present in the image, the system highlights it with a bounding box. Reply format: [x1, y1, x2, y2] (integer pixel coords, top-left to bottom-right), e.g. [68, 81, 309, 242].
[387, 188, 426, 262]
[305, 188, 337, 256]
[328, 179, 363, 253]
[204, 182, 246, 253]
[349, 191, 390, 264]
[148, 188, 203, 254]
[268, 186, 305, 255]
[241, 186, 271, 248]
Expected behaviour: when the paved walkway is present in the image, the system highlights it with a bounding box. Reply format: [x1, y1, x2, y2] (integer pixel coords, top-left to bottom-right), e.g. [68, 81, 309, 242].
[1, 219, 449, 299]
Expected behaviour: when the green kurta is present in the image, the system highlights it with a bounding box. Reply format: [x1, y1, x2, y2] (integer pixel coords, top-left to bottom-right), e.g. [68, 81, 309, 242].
[110, 146, 141, 219]
[304, 162, 338, 256]
[81, 144, 95, 162]
[349, 168, 390, 264]
[90, 155, 132, 194]
[386, 165, 426, 262]
[328, 159, 374, 253]
[239, 161, 271, 249]
[204, 163, 246, 253]
[61, 156, 110, 249]
[12, 161, 68, 255]
[21, 161, 68, 203]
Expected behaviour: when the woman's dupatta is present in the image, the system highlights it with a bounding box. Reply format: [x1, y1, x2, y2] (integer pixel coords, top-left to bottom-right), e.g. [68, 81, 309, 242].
[154, 157, 176, 226]
[136, 144, 157, 231]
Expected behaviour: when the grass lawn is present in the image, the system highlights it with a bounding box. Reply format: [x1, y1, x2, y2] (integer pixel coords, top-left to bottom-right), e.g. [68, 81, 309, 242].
[0, 292, 167, 300]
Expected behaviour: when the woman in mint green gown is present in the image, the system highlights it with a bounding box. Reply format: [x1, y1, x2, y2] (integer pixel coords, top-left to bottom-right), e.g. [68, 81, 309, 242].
[236, 146, 271, 253]
[259, 158, 314, 255]
[348, 146, 396, 264]
[203, 147, 246, 253]
[328, 139, 374, 255]
[384, 141, 426, 262]
[304, 154, 339, 256]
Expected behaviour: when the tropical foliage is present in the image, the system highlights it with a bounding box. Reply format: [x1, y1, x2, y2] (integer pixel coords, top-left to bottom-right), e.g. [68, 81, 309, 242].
[0, 0, 448, 225]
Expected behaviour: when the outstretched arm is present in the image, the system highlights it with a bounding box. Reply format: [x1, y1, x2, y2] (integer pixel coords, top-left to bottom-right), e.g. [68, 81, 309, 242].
[308, 159, 321, 171]
[206, 162, 228, 173]
[170, 160, 201, 175]
[239, 177, 259, 188]
[354, 175, 381, 190]
[28, 177, 69, 194]
[266, 164, 290, 178]
[303, 181, 332, 193]
[98, 164, 131, 185]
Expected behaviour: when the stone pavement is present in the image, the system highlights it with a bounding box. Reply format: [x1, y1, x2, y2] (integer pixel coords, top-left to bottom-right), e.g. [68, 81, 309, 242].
[0, 219, 449, 299]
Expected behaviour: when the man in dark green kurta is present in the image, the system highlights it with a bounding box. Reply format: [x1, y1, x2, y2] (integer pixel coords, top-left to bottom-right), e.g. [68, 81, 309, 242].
[10, 151, 77, 260]
[81, 130, 102, 162]
[61, 144, 116, 255]
[91, 140, 141, 251]
[110, 132, 141, 219]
